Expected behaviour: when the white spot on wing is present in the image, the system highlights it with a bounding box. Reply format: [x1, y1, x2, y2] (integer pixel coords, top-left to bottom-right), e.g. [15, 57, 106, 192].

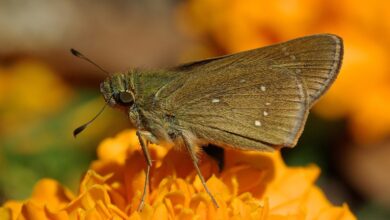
[212, 98, 220, 103]
[263, 111, 268, 116]
[255, 120, 262, 126]
[260, 86, 266, 91]
[240, 79, 246, 83]
[265, 102, 271, 106]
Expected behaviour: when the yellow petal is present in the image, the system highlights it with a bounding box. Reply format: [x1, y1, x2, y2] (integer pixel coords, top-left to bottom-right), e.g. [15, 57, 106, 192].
[0, 207, 12, 220]
[31, 178, 74, 210]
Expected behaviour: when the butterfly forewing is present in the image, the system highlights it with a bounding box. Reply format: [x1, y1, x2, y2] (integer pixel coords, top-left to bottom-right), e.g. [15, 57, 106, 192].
[158, 34, 342, 150]
[267, 34, 343, 105]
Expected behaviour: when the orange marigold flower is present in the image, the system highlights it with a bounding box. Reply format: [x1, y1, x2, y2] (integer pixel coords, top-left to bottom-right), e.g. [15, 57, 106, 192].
[1, 130, 355, 219]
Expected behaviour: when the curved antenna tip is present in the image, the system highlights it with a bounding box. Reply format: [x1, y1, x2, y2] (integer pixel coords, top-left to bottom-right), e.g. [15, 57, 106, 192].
[69, 48, 110, 76]
[70, 48, 82, 57]
[73, 124, 87, 138]
[72, 99, 109, 138]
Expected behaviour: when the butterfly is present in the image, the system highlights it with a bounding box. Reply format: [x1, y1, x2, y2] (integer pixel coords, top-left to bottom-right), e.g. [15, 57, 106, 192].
[73, 34, 343, 210]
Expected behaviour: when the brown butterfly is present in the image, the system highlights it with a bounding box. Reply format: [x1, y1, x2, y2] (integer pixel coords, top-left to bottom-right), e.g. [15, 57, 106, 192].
[73, 34, 343, 210]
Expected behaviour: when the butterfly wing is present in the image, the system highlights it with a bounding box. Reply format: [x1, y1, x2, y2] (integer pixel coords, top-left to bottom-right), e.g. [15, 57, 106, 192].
[265, 34, 343, 106]
[159, 34, 343, 150]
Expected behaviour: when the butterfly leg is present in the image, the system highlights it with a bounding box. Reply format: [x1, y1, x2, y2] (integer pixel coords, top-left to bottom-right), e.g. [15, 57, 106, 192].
[182, 135, 220, 208]
[136, 130, 153, 211]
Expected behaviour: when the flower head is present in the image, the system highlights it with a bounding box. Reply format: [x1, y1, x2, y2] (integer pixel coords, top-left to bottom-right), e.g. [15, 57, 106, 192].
[2, 130, 355, 219]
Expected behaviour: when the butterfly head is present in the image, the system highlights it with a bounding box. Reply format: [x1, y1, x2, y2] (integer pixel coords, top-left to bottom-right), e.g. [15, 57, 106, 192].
[100, 73, 136, 110]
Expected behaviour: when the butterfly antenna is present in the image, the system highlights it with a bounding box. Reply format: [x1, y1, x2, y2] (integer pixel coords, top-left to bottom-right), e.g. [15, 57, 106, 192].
[70, 48, 110, 76]
[73, 101, 108, 138]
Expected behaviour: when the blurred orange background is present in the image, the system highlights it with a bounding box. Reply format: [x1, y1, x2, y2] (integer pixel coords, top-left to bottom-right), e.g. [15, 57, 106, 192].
[1, 0, 389, 219]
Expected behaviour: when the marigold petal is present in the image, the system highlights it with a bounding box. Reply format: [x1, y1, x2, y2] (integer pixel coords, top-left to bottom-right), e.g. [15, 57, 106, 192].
[79, 170, 112, 193]
[137, 204, 154, 219]
[152, 150, 191, 187]
[221, 164, 267, 198]
[189, 194, 209, 210]
[177, 207, 195, 220]
[30, 178, 74, 210]
[225, 149, 284, 181]
[128, 212, 142, 220]
[96, 130, 168, 165]
[151, 202, 170, 220]
[97, 137, 132, 165]
[317, 204, 356, 220]
[194, 175, 230, 203]
[0, 207, 12, 220]
[304, 187, 333, 219]
[2, 201, 22, 220]
[151, 177, 194, 211]
[265, 165, 320, 207]
[43, 206, 69, 220]
[19, 201, 47, 220]
[123, 151, 148, 203]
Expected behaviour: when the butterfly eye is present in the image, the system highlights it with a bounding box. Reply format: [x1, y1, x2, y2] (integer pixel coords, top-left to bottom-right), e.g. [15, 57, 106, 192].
[115, 91, 134, 106]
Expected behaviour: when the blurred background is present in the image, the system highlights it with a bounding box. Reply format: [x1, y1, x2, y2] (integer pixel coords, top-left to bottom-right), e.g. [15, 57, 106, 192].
[1, 0, 390, 219]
